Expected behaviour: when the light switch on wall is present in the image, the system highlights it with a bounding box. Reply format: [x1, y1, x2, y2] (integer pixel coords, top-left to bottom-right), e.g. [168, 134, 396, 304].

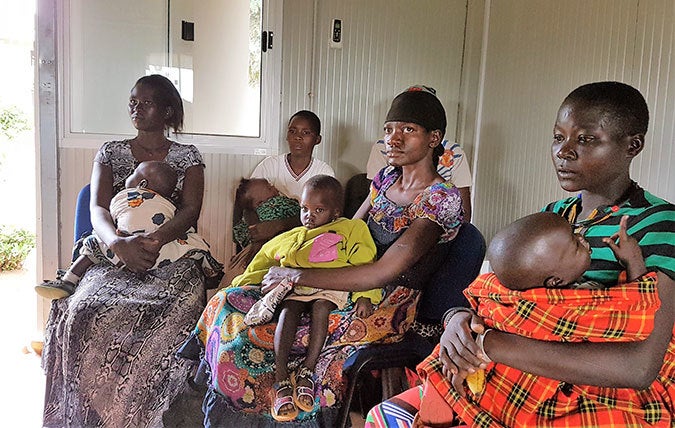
[329, 18, 342, 48]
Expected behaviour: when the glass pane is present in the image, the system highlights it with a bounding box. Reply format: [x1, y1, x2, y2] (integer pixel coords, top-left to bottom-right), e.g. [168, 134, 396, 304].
[69, 0, 167, 135]
[68, 0, 262, 137]
[169, 0, 261, 136]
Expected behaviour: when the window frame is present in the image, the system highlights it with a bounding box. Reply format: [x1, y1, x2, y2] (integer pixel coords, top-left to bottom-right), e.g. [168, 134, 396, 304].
[56, 0, 283, 156]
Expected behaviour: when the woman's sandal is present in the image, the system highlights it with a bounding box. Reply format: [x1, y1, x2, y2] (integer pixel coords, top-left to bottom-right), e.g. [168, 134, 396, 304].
[35, 278, 76, 300]
[270, 379, 298, 422]
[292, 365, 315, 412]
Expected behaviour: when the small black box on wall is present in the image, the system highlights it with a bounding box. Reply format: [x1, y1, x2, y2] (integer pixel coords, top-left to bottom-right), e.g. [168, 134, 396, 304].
[182, 20, 194, 41]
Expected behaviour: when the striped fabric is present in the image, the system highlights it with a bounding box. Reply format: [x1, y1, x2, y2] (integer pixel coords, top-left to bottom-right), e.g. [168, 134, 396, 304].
[365, 386, 422, 428]
[544, 183, 675, 284]
[417, 272, 675, 427]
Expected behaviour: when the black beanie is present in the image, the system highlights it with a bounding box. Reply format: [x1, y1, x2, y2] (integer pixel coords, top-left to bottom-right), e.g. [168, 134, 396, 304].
[385, 87, 447, 136]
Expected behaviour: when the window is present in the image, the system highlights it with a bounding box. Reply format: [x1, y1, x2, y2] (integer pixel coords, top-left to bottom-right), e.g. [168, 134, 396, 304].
[65, 0, 280, 150]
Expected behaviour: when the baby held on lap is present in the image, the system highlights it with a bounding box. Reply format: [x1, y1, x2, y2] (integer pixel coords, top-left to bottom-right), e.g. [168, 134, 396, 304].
[466, 212, 647, 391]
[413, 212, 651, 427]
[35, 160, 216, 300]
[228, 175, 382, 422]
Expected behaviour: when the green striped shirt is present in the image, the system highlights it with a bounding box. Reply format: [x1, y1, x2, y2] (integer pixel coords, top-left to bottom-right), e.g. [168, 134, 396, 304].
[544, 185, 675, 285]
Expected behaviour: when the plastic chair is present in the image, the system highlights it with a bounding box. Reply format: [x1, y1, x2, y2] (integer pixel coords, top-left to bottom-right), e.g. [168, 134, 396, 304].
[74, 184, 93, 242]
[343, 173, 371, 219]
[71, 184, 93, 262]
[336, 222, 486, 427]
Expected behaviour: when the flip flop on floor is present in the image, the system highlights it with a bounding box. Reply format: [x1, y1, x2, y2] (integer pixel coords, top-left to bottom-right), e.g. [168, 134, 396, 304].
[271, 379, 298, 422]
[292, 365, 315, 412]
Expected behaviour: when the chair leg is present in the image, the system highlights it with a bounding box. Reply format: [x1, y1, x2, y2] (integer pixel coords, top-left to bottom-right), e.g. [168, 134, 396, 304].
[381, 367, 409, 400]
[357, 370, 383, 418]
[337, 370, 359, 428]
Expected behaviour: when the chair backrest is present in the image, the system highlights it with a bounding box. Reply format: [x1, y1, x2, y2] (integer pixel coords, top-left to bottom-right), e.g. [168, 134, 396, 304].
[74, 183, 93, 243]
[416, 222, 486, 324]
[344, 173, 371, 219]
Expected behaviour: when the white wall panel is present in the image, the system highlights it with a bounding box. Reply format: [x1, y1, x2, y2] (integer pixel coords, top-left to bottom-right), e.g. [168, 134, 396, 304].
[58, 148, 98, 265]
[198, 153, 262, 263]
[473, 0, 641, 242]
[633, 0, 675, 202]
[282, 0, 468, 182]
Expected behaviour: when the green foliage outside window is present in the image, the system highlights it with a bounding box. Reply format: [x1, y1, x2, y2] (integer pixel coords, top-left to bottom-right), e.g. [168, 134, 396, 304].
[0, 105, 30, 141]
[249, 0, 261, 87]
[0, 226, 35, 271]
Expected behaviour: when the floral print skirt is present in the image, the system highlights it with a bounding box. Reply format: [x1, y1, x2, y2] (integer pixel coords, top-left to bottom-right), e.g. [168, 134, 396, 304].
[190, 283, 420, 426]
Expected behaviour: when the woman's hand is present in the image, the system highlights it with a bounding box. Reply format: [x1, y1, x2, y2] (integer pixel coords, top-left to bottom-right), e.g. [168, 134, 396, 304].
[261, 266, 301, 295]
[143, 231, 166, 255]
[109, 234, 160, 273]
[438, 310, 489, 396]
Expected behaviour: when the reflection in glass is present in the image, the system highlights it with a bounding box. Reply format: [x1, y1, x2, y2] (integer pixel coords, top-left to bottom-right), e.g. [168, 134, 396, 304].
[69, 0, 262, 137]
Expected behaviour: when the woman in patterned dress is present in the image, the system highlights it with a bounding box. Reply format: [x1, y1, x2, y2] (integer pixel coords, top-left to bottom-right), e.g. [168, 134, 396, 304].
[41, 74, 222, 427]
[182, 86, 465, 427]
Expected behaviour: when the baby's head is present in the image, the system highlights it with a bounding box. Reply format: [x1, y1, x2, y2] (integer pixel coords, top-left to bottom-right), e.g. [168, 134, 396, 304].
[299, 175, 343, 229]
[125, 161, 177, 199]
[235, 178, 280, 211]
[488, 212, 592, 290]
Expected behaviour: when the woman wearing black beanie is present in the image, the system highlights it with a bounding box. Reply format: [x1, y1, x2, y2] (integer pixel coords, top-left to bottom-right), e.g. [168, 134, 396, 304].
[383, 86, 448, 170]
[187, 86, 465, 426]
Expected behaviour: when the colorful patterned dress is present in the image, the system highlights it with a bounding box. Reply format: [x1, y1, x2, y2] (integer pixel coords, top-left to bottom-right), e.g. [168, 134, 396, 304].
[183, 166, 463, 427]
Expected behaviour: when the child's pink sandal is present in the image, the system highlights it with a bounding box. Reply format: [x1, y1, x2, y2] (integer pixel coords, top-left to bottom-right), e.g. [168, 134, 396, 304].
[292, 365, 315, 412]
[270, 379, 298, 422]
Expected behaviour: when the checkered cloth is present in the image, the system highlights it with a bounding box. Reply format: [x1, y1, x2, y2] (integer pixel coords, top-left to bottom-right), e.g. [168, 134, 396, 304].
[417, 272, 675, 427]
